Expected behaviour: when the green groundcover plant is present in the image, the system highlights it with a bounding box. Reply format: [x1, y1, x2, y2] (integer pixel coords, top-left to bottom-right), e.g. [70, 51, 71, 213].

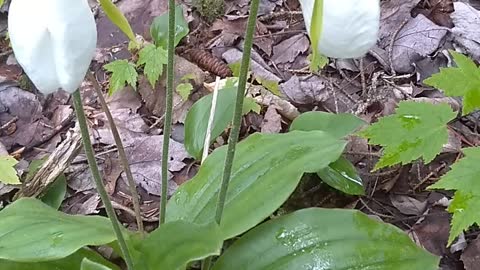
[1, 0, 478, 269]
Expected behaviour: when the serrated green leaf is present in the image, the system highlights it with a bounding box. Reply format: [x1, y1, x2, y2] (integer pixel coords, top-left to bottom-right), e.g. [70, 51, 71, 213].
[0, 198, 115, 262]
[0, 156, 20, 184]
[180, 73, 196, 82]
[40, 174, 66, 210]
[212, 208, 439, 270]
[104, 60, 138, 95]
[256, 77, 280, 96]
[167, 131, 346, 239]
[0, 248, 120, 270]
[424, 50, 480, 115]
[98, 0, 136, 43]
[242, 97, 261, 114]
[81, 258, 113, 270]
[360, 101, 456, 170]
[176, 83, 194, 101]
[428, 147, 480, 245]
[228, 62, 242, 77]
[134, 221, 222, 270]
[150, 5, 189, 49]
[137, 44, 167, 87]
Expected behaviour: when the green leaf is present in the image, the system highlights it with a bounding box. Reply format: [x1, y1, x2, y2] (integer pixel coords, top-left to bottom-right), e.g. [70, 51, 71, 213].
[242, 97, 261, 114]
[104, 60, 138, 95]
[228, 62, 242, 77]
[137, 44, 167, 87]
[424, 50, 480, 115]
[176, 83, 194, 101]
[24, 158, 47, 183]
[98, 0, 136, 43]
[360, 101, 456, 170]
[167, 131, 346, 239]
[134, 221, 222, 270]
[317, 156, 364, 195]
[212, 208, 439, 270]
[255, 77, 280, 96]
[290, 111, 365, 195]
[290, 111, 366, 138]
[0, 198, 115, 262]
[184, 87, 236, 159]
[308, 53, 329, 72]
[150, 5, 189, 49]
[81, 258, 113, 270]
[0, 155, 20, 184]
[40, 174, 67, 210]
[0, 248, 120, 270]
[0, 0, 4, 7]
[428, 147, 480, 245]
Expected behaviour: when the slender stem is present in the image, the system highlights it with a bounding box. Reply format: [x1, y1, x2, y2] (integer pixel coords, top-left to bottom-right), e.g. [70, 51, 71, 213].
[72, 90, 135, 270]
[87, 72, 144, 235]
[203, 1, 260, 269]
[160, 0, 176, 224]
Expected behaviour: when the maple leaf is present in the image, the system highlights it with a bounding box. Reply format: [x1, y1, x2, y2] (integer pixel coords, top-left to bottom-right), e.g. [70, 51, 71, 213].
[176, 83, 193, 101]
[104, 59, 138, 95]
[360, 101, 456, 170]
[424, 50, 480, 115]
[137, 44, 167, 87]
[0, 156, 20, 184]
[428, 147, 480, 245]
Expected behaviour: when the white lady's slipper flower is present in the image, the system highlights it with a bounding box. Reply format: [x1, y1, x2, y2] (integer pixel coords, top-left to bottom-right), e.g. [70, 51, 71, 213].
[299, 0, 380, 59]
[8, 0, 97, 94]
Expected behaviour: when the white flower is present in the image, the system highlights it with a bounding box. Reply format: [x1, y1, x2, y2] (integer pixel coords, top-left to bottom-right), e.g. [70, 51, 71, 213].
[8, 0, 97, 94]
[299, 0, 380, 59]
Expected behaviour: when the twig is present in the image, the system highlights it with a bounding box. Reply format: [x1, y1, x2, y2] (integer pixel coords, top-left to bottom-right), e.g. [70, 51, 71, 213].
[0, 116, 18, 131]
[87, 72, 144, 235]
[202, 76, 220, 163]
[72, 90, 134, 270]
[388, 19, 408, 75]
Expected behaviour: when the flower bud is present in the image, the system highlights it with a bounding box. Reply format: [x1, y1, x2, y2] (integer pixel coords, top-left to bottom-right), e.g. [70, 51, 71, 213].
[8, 0, 97, 94]
[299, 0, 380, 59]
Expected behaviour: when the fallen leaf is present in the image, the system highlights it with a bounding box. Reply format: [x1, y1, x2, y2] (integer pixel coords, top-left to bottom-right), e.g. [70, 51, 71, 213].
[261, 106, 282, 134]
[272, 34, 310, 64]
[390, 194, 428, 215]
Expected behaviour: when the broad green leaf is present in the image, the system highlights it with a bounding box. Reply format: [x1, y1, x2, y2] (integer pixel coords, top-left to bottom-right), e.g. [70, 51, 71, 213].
[424, 50, 480, 115]
[137, 44, 167, 87]
[81, 258, 113, 270]
[213, 208, 439, 270]
[40, 174, 67, 209]
[0, 248, 120, 270]
[98, 0, 136, 42]
[428, 147, 480, 245]
[317, 156, 364, 195]
[0, 198, 115, 262]
[104, 60, 138, 95]
[213, 208, 440, 270]
[290, 111, 365, 138]
[360, 101, 456, 170]
[134, 221, 222, 270]
[290, 112, 365, 195]
[184, 87, 236, 159]
[167, 131, 346, 239]
[150, 5, 189, 49]
[0, 155, 20, 184]
[176, 83, 194, 101]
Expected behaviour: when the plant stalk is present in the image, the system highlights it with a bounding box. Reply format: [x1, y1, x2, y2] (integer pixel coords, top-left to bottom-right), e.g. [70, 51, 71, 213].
[160, 0, 176, 224]
[72, 90, 135, 270]
[87, 72, 144, 235]
[203, 1, 260, 269]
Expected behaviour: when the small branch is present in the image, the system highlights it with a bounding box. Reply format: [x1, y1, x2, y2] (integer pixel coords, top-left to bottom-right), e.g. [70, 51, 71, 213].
[72, 90, 135, 270]
[160, 0, 176, 224]
[87, 72, 144, 235]
[202, 76, 220, 163]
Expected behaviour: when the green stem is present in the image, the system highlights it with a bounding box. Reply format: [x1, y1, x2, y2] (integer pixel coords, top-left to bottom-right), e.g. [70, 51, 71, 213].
[160, 0, 176, 224]
[87, 72, 145, 235]
[203, 1, 260, 269]
[72, 90, 135, 270]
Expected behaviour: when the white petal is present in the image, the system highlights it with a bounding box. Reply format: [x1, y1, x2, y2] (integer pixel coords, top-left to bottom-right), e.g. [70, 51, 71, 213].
[300, 0, 380, 59]
[8, 0, 97, 94]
